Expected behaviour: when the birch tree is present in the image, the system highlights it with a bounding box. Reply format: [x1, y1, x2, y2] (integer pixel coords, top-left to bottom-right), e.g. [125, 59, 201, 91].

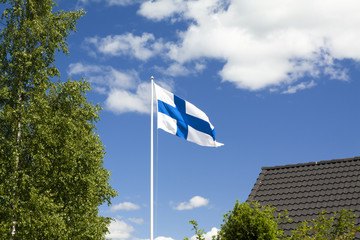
[0, 0, 117, 238]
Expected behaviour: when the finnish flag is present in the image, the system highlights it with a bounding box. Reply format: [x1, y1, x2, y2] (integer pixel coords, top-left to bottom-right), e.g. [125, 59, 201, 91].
[154, 83, 223, 147]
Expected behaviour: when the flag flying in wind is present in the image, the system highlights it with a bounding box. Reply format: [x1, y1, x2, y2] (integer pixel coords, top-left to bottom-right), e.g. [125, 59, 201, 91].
[154, 83, 223, 147]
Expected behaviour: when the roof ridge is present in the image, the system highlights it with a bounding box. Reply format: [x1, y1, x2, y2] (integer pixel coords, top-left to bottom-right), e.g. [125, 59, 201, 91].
[261, 156, 360, 170]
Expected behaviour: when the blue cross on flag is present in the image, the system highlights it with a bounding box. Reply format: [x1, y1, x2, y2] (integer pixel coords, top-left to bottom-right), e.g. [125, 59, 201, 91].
[154, 83, 223, 147]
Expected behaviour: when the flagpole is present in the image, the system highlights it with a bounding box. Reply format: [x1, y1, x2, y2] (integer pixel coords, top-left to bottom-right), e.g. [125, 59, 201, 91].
[150, 76, 154, 240]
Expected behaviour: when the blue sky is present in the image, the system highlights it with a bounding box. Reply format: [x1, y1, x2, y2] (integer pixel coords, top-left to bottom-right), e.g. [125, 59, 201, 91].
[53, 0, 360, 239]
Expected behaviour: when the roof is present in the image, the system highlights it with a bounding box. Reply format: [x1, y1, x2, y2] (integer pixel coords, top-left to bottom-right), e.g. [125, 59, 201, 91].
[247, 156, 360, 236]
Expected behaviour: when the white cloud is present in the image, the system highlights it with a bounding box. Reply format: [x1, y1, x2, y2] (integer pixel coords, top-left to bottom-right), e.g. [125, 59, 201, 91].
[68, 62, 102, 75]
[155, 62, 190, 77]
[84, 33, 165, 61]
[68, 63, 137, 90]
[68, 62, 155, 114]
[107, 0, 143, 6]
[110, 202, 140, 212]
[105, 218, 174, 240]
[106, 218, 135, 240]
[137, 0, 187, 21]
[154, 61, 209, 77]
[155, 237, 175, 240]
[190, 227, 219, 240]
[138, 0, 360, 92]
[173, 196, 209, 210]
[76, 0, 143, 7]
[282, 80, 317, 94]
[76, 0, 97, 6]
[105, 83, 151, 114]
[128, 217, 144, 225]
[68, 62, 175, 114]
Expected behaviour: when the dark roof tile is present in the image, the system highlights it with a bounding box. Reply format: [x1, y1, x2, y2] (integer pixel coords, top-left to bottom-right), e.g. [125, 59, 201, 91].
[247, 157, 360, 238]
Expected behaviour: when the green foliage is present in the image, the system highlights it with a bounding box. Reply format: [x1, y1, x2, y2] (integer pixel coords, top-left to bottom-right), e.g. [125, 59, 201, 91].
[185, 201, 360, 240]
[285, 209, 360, 240]
[0, 0, 117, 239]
[217, 201, 287, 240]
[184, 220, 207, 240]
[184, 220, 217, 240]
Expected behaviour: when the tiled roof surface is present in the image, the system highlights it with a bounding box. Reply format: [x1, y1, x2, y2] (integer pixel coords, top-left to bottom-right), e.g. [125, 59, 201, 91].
[247, 157, 360, 236]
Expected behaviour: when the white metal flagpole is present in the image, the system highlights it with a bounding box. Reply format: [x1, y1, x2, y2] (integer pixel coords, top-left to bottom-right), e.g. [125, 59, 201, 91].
[150, 76, 154, 240]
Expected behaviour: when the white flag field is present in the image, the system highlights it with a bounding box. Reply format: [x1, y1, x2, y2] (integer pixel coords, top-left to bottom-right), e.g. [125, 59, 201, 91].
[154, 83, 223, 147]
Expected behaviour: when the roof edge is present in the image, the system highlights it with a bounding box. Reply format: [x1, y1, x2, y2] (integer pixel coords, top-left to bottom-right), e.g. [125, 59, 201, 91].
[247, 169, 267, 202]
[262, 156, 360, 170]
